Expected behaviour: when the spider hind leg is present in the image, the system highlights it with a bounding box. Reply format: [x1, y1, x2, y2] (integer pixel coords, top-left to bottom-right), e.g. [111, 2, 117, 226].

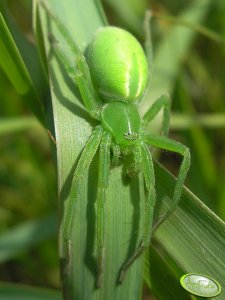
[119, 143, 156, 283]
[119, 134, 190, 282]
[144, 134, 191, 230]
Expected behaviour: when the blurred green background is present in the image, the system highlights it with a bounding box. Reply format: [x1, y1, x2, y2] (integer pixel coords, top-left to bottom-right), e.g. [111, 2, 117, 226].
[0, 0, 224, 299]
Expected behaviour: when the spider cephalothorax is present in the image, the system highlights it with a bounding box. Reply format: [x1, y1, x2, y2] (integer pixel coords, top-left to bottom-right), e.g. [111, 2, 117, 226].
[101, 102, 141, 147]
[42, 3, 190, 288]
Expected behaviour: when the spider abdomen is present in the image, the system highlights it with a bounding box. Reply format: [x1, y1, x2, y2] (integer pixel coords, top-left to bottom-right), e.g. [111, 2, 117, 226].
[101, 102, 141, 147]
[86, 27, 148, 103]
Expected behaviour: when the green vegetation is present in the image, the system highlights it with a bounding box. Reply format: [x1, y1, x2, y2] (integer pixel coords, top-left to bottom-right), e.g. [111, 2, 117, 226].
[0, 0, 225, 299]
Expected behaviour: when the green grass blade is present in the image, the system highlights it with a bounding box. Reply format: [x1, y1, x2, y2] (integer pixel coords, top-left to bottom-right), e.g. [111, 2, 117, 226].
[0, 282, 61, 300]
[0, 12, 45, 124]
[140, 0, 211, 114]
[0, 116, 40, 135]
[144, 247, 188, 300]
[144, 162, 225, 300]
[0, 0, 48, 101]
[36, 0, 144, 299]
[153, 12, 224, 44]
[0, 13, 29, 95]
[170, 113, 225, 129]
[103, 0, 148, 38]
[0, 214, 57, 263]
[177, 78, 217, 208]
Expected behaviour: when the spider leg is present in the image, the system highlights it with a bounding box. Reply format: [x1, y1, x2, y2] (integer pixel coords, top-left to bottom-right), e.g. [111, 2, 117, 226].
[62, 126, 103, 241]
[144, 10, 154, 80]
[40, 1, 101, 119]
[119, 143, 156, 283]
[143, 134, 191, 229]
[96, 132, 111, 287]
[143, 94, 171, 136]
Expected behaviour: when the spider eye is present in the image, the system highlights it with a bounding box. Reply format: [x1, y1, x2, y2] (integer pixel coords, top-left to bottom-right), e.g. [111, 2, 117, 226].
[86, 26, 148, 103]
[124, 132, 138, 141]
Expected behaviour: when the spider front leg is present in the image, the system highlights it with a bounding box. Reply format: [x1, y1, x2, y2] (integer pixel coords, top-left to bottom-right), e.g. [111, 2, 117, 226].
[144, 10, 153, 80]
[96, 132, 111, 288]
[41, 1, 101, 119]
[119, 143, 156, 283]
[62, 126, 103, 241]
[143, 93, 171, 136]
[143, 134, 191, 229]
[143, 11, 170, 136]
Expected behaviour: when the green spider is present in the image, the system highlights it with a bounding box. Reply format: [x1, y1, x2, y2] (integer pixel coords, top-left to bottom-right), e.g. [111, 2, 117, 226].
[41, 3, 190, 288]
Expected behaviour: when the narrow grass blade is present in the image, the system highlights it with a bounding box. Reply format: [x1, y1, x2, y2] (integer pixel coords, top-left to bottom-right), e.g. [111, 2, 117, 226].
[0, 12, 45, 124]
[104, 0, 148, 38]
[140, 0, 211, 114]
[0, 0, 48, 100]
[0, 214, 57, 263]
[153, 12, 224, 44]
[177, 78, 217, 208]
[0, 117, 41, 135]
[0, 282, 61, 300]
[170, 113, 225, 129]
[144, 162, 225, 300]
